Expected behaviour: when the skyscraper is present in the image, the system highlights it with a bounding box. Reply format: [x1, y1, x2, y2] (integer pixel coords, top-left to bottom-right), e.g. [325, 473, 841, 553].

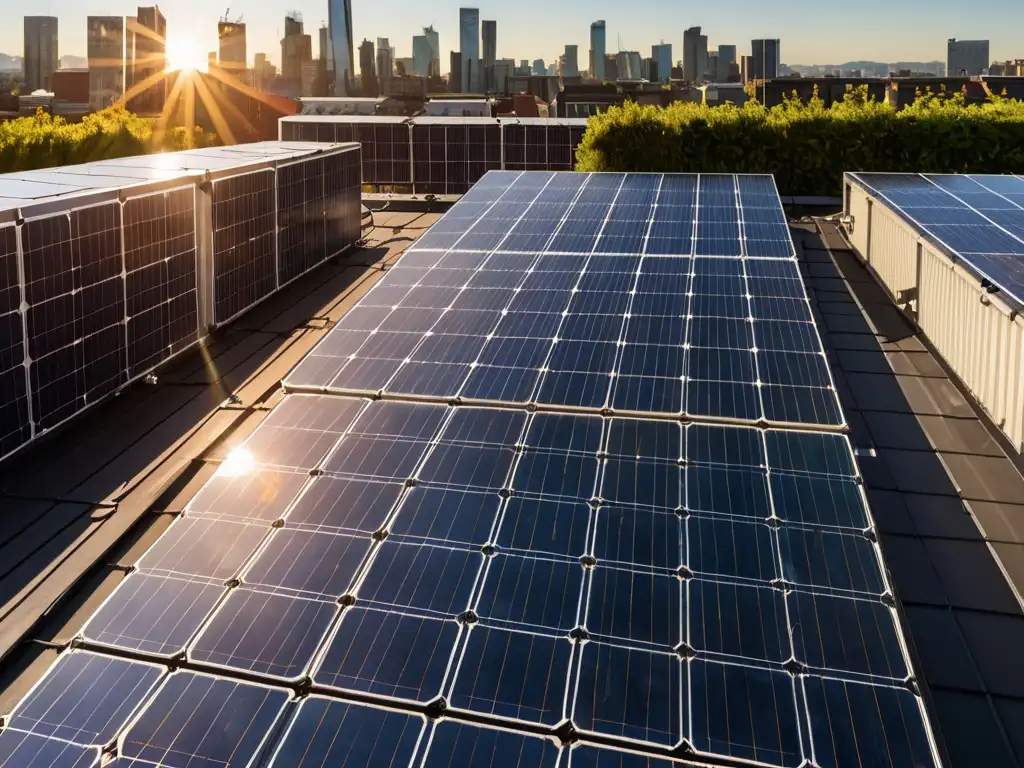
[562, 45, 579, 78]
[481, 20, 496, 90]
[423, 26, 440, 79]
[24, 17, 58, 93]
[717, 44, 737, 82]
[413, 35, 431, 77]
[377, 38, 393, 94]
[590, 21, 606, 81]
[652, 43, 672, 84]
[751, 39, 780, 79]
[683, 27, 707, 82]
[459, 8, 480, 92]
[359, 38, 377, 96]
[218, 20, 247, 78]
[532, 59, 546, 76]
[130, 7, 166, 113]
[450, 50, 462, 92]
[281, 14, 312, 96]
[328, 0, 354, 95]
[87, 16, 126, 110]
[947, 38, 989, 76]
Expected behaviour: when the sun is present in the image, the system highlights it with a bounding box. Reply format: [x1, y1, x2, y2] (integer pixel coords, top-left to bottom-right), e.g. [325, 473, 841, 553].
[165, 34, 208, 73]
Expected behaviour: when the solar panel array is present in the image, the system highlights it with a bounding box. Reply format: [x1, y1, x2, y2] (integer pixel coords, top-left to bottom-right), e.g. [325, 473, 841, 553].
[0, 142, 362, 462]
[850, 172, 1024, 305]
[0, 171, 939, 768]
[279, 116, 589, 191]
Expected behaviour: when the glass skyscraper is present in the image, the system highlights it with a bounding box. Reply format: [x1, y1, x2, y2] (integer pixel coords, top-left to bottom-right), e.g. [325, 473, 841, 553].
[460, 8, 480, 92]
[328, 0, 354, 95]
[590, 20, 606, 81]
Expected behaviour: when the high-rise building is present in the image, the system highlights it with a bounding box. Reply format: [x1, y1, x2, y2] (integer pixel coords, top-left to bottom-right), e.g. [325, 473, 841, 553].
[377, 37, 393, 94]
[423, 26, 440, 79]
[706, 52, 719, 81]
[947, 38, 989, 76]
[218, 20, 246, 78]
[562, 45, 579, 78]
[652, 43, 672, 84]
[603, 53, 618, 82]
[683, 26, 707, 82]
[717, 44, 737, 82]
[590, 20, 606, 81]
[327, 0, 354, 95]
[494, 59, 512, 93]
[750, 39, 780, 79]
[24, 17, 58, 93]
[616, 50, 641, 80]
[129, 7, 166, 113]
[481, 20, 496, 90]
[740, 55, 752, 83]
[281, 14, 312, 95]
[413, 35, 430, 77]
[450, 50, 462, 92]
[459, 8, 480, 92]
[359, 38, 377, 95]
[87, 16, 126, 110]
[532, 59, 546, 76]
[253, 52, 275, 90]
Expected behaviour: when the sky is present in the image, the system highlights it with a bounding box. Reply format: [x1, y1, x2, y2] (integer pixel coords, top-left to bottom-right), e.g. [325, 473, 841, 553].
[5, 0, 1022, 68]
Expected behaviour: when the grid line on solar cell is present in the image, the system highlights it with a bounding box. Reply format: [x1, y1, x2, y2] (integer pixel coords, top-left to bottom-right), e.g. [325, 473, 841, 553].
[0, 221, 30, 458]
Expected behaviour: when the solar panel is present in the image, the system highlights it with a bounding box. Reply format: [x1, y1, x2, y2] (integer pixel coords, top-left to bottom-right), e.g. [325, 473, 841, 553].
[211, 169, 276, 324]
[284, 172, 837, 428]
[849, 172, 1024, 305]
[6, 170, 938, 768]
[0, 222, 30, 458]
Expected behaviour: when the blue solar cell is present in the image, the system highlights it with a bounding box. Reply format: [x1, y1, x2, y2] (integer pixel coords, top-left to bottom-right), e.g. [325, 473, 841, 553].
[686, 423, 763, 467]
[687, 465, 771, 519]
[790, 593, 907, 679]
[6, 652, 162, 745]
[421, 722, 561, 768]
[314, 607, 459, 702]
[136, 518, 268, 580]
[602, 457, 682, 510]
[475, 553, 585, 632]
[119, 673, 288, 768]
[83, 572, 224, 656]
[690, 580, 789, 662]
[189, 589, 337, 679]
[389, 487, 502, 545]
[770, 473, 869, 528]
[779, 526, 886, 595]
[688, 514, 777, 582]
[767, 430, 856, 476]
[687, 379, 762, 421]
[450, 627, 572, 725]
[567, 745, 679, 768]
[690, 661, 803, 766]
[586, 567, 682, 648]
[284, 476, 404, 532]
[0, 731, 98, 768]
[185, 468, 309, 523]
[593, 505, 684, 570]
[267, 697, 425, 768]
[495, 496, 592, 557]
[242, 529, 368, 596]
[418, 440, 519, 489]
[240, 395, 363, 470]
[573, 642, 682, 746]
[804, 676, 936, 768]
[513, 449, 601, 499]
[357, 541, 483, 615]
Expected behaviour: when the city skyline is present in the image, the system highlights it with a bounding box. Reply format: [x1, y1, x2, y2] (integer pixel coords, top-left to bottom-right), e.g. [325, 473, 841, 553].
[3, 0, 1020, 72]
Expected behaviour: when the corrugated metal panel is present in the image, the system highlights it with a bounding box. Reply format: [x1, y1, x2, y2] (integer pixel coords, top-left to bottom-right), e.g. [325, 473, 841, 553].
[846, 177, 1024, 454]
[868, 203, 919, 311]
[917, 243, 1024, 453]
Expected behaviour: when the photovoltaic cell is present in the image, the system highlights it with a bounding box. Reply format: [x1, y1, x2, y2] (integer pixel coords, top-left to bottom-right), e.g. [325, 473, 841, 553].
[267, 697, 425, 767]
[421, 721, 561, 768]
[0, 222, 29, 457]
[0, 731, 98, 768]
[5, 652, 162, 745]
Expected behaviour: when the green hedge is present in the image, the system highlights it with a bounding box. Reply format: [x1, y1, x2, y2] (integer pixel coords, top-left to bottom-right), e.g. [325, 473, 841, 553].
[575, 88, 1024, 196]
[0, 106, 217, 174]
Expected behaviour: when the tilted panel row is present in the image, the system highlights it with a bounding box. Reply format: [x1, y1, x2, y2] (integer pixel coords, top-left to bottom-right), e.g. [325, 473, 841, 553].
[279, 117, 589, 191]
[0, 142, 362, 462]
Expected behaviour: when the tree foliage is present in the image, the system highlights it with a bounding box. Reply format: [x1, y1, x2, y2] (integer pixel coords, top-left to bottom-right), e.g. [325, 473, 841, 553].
[575, 87, 1024, 196]
[0, 106, 218, 173]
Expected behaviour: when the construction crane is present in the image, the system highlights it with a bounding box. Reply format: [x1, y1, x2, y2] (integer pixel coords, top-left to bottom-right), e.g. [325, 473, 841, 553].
[221, 8, 243, 23]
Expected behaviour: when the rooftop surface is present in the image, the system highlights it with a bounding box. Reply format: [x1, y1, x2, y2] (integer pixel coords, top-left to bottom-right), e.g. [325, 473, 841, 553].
[0, 206, 1021, 767]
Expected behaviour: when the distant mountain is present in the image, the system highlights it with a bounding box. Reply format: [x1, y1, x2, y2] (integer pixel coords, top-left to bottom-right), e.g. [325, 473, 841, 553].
[0, 53, 22, 71]
[60, 55, 87, 69]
